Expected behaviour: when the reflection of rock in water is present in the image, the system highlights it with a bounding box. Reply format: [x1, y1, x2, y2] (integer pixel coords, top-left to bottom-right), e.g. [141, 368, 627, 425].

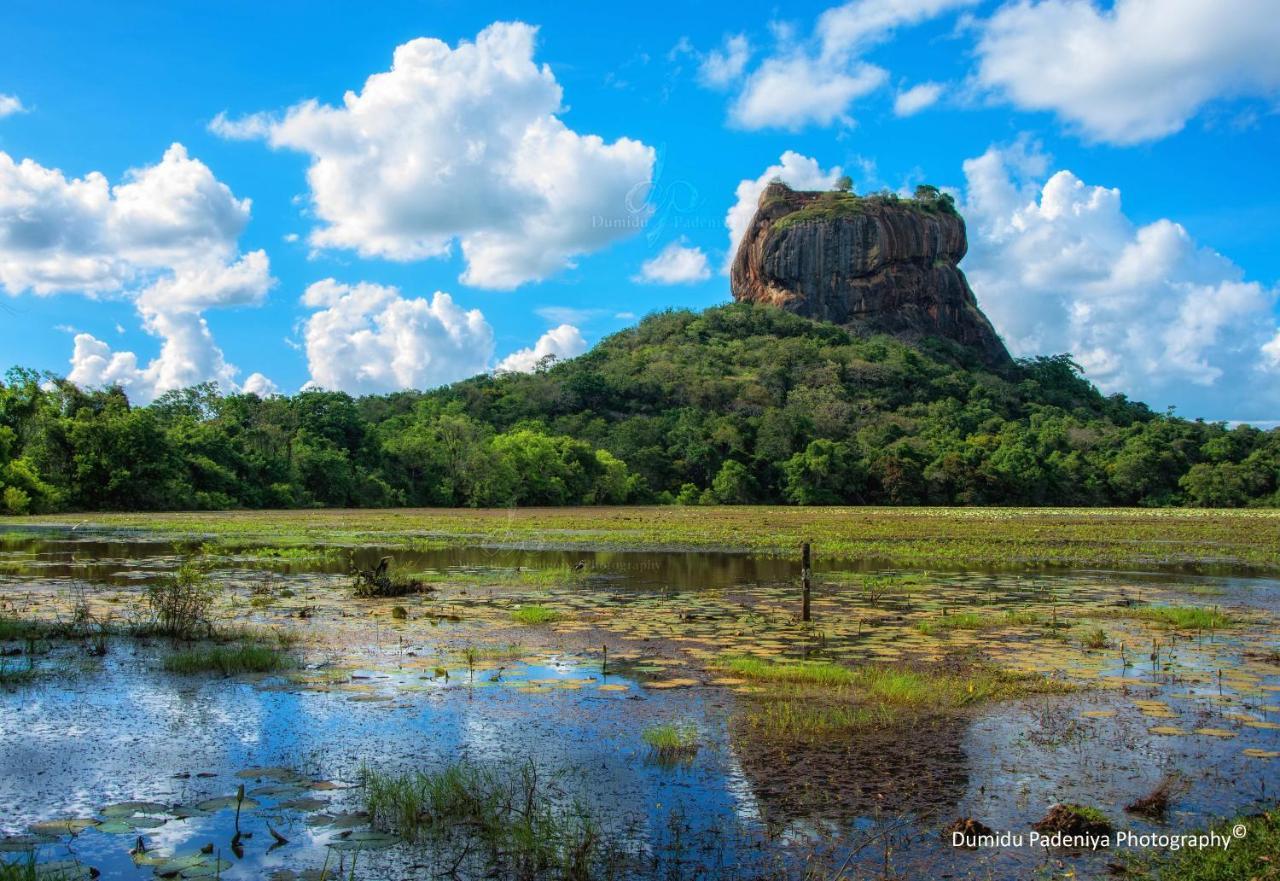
[732, 713, 969, 828]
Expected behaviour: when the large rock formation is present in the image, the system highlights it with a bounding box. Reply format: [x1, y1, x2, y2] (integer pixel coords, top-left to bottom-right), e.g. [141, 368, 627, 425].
[730, 182, 1011, 366]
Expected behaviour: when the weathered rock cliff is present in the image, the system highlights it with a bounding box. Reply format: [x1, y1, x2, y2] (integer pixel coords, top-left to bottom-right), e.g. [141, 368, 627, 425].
[730, 182, 1011, 366]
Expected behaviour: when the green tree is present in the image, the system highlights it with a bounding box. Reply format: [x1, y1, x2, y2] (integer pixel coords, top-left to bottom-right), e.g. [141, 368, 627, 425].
[711, 459, 755, 504]
[783, 440, 865, 505]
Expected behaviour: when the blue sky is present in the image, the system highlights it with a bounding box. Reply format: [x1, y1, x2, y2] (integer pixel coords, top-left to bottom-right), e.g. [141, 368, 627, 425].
[2, 0, 1279, 420]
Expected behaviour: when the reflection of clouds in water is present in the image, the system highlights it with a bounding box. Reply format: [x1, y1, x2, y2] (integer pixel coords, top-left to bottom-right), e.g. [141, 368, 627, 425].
[125, 679, 264, 748]
[721, 749, 763, 826]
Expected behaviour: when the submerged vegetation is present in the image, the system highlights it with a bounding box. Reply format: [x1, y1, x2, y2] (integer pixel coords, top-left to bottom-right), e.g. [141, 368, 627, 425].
[4, 303, 1280, 515]
[1, 525, 1278, 881]
[362, 762, 619, 880]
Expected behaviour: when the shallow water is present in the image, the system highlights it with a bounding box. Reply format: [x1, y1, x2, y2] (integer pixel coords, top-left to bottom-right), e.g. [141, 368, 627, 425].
[2, 529, 1278, 880]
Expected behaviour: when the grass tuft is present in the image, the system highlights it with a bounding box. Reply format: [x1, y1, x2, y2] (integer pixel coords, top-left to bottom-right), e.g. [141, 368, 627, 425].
[161, 643, 293, 676]
[362, 762, 617, 879]
[1124, 605, 1235, 630]
[642, 724, 700, 761]
[719, 656, 854, 686]
[0, 657, 37, 687]
[1124, 806, 1278, 880]
[510, 606, 562, 626]
[917, 612, 985, 635]
[743, 701, 889, 740]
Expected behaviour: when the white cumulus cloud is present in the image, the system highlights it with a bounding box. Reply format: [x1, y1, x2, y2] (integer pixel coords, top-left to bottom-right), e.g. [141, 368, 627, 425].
[0, 143, 253, 295]
[241, 372, 280, 397]
[975, 0, 1280, 144]
[0, 143, 275, 402]
[214, 22, 655, 289]
[961, 141, 1280, 419]
[894, 82, 945, 116]
[697, 35, 752, 88]
[634, 241, 712, 284]
[496, 324, 587, 373]
[68, 310, 255, 402]
[725, 151, 843, 268]
[1264, 332, 1280, 370]
[728, 0, 974, 129]
[0, 94, 25, 118]
[300, 279, 494, 394]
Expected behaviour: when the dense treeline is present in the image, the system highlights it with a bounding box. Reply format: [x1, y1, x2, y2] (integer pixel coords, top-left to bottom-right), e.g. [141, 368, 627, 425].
[2, 304, 1278, 513]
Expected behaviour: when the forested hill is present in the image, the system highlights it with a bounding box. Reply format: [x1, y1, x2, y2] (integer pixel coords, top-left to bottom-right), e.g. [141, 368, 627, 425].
[2, 303, 1278, 513]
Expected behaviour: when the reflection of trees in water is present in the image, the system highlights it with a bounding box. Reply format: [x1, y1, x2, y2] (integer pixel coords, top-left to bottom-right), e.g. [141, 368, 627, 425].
[731, 713, 969, 830]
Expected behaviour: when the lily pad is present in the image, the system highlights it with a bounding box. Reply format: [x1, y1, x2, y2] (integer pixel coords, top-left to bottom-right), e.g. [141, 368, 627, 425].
[306, 812, 368, 829]
[250, 784, 304, 798]
[101, 801, 169, 818]
[327, 830, 400, 851]
[307, 780, 345, 791]
[169, 805, 210, 820]
[28, 819, 98, 837]
[194, 795, 260, 812]
[178, 859, 231, 879]
[0, 834, 57, 852]
[93, 820, 139, 835]
[236, 767, 301, 782]
[127, 817, 168, 829]
[276, 796, 327, 812]
[152, 853, 231, 878]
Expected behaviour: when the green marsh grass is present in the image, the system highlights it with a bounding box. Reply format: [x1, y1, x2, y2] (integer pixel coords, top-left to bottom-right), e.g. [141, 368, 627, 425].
[917, 612, 985, 634]
[1124, 806, 1277, 880]
[510, 606, 561, 625]
[161, 643, 293, 675]
[642, 724, 700, 761]
[723, 656, 1072, 743]
[0, 657, 36, 686]
[213, 543, 346, 562]
[0, 856, 38, 881]
[1122, 605, 1235, 630]
[917, 609, 1049, 635]
[461, 643, 527, 661]
[408, 566, 587, 589]
[743, 701, 889, 740]
[719, 656, 854, 686]
[853, 665, 1069, 708]
[362, 762, 616, 879]
[14, 507, 1280, 572]
[1083, 627, 1110, 649]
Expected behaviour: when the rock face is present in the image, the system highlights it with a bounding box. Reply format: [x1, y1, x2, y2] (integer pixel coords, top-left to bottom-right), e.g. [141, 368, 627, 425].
[731, 183, 1011, 366]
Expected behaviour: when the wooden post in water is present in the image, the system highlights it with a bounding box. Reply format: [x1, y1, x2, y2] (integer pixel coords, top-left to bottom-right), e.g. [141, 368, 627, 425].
[801, 542, 812, 622]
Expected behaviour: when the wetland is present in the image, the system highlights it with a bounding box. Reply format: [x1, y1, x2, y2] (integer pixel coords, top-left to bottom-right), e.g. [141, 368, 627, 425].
[1, 508, 1278, 880]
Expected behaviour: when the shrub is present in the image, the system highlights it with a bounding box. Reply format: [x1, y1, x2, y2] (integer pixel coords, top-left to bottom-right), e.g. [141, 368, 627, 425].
[2, 486, 31, 515]
[143, 562, 218, 638]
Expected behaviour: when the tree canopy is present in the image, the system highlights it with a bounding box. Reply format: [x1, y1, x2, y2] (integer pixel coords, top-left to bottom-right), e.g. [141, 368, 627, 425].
[3, 304, 1278, 513]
